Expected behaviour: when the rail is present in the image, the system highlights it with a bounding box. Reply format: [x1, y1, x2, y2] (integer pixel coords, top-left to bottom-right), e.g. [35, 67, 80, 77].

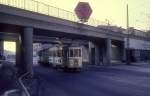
[18, 72, 31, 96]
[0, 0, 107, 26]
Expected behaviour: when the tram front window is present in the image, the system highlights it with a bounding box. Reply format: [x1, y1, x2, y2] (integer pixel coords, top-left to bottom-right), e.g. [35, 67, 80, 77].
[53, 50, 57, 57]
[74, 49, 79, 57]
[58, 50, 62, 57]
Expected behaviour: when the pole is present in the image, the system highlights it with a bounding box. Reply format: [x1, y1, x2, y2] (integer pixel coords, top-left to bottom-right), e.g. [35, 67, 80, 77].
[127, 4, 129, 29]
[126, 4, 130, 65]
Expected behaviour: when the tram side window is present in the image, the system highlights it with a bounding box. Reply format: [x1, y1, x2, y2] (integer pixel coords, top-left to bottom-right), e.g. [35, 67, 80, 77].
[56, 49, 59, 57]
[78, 49, 81, 57]
[70, 49, 73, 57]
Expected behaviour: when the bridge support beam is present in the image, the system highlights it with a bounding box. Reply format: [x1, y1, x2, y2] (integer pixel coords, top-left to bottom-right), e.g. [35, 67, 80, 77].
[0, 40, 4, 56]
[16, 27, 33, 76]
[62, 45, 69, 68]
[88, 42, 92, 65]
[122, 42, 126, 62]
[104, 38, 112, 65]
[95, 43, 100, 65]
[88, 41, 101, 65]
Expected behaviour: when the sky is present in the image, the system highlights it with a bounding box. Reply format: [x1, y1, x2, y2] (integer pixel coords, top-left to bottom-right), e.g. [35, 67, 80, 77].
[4, 0, 150, 52]
[4, 41, 16, 52]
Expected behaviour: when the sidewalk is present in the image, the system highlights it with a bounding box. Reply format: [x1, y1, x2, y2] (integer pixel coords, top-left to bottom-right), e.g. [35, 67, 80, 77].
[110, 62, 150, 74]
[131, 61, 150, 65]
[86, 61, 150, 74]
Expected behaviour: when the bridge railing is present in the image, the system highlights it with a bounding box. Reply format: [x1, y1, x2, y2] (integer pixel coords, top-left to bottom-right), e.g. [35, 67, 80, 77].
[0, 0, 108, 26]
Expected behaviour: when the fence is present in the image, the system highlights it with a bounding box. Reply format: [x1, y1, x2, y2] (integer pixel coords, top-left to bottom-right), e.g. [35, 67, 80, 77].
[0, 0, 108, 26]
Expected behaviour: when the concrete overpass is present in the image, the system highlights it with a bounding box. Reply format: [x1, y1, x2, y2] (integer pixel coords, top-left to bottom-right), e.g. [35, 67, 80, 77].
[0, 1, 149, 75]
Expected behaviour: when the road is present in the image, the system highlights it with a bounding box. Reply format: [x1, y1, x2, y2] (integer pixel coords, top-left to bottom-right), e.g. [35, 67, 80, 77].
[33, 64, 150, 96]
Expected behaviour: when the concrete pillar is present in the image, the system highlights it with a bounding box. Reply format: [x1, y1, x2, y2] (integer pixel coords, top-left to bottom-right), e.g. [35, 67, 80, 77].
[105, 38, 112, 65]
[0, 40, 4, 56]
[88, 41, 101, 65]
[16, 37, 21, 71]
[122, 42, 126, 62]
[102, 46, 106, 65]
[23, 27, 33, 75]
[88, 41, 97, 65]
[88, 42, 92, 65]
[62, 45, 69, 68]
[95, 44, 100, 65]
[16, 27, 33, 76]
[98, 47, 103, 65]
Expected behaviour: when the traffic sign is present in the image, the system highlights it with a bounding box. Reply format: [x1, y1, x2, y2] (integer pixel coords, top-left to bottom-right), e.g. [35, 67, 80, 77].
[75, 2, 92, 22]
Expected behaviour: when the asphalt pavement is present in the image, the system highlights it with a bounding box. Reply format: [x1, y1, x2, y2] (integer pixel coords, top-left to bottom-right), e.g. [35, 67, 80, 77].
[33, 64, 150, 96]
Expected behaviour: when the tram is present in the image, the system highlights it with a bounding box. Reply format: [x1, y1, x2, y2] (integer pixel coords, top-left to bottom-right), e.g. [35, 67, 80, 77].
[49, 46, 83, 70]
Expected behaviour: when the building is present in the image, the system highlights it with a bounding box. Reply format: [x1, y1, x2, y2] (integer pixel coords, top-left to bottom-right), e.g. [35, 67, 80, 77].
[98, 26, 150, 62]
[125, 28, 150, 62]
